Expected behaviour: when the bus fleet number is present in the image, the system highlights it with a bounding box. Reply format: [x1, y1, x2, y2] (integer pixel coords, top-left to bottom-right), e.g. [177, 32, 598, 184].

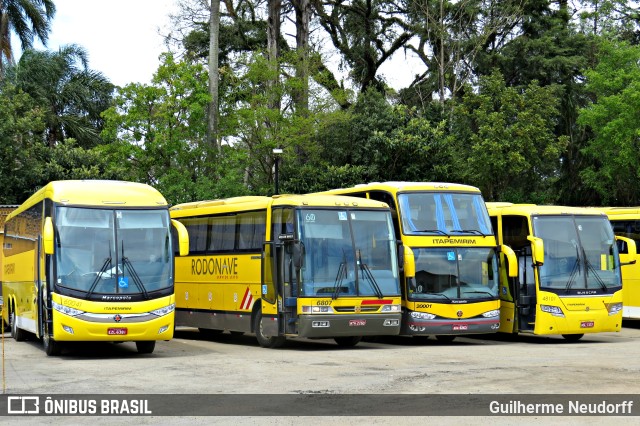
[416, 304, 432, 309]
[317, 300, 331, 306]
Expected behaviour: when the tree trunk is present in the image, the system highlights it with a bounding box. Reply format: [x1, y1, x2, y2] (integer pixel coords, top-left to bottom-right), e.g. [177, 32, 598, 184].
[208, 0, 221, 152]
[293, 0, 311, 114]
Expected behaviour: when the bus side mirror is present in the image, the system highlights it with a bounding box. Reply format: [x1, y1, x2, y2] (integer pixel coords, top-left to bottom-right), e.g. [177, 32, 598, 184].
[501, 244, 518, 278]
[402, 245, 415, 279]
[527, 236, 544, 266]
[171, 219, 190, 256]
[43, 217, 54, 255]
[291, 241, 304, 269]
[616, 235, 637, 266]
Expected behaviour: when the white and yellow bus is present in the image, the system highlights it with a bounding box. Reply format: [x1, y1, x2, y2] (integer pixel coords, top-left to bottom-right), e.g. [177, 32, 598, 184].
[487, 203, 634, 340]
[2, 180, 189, 356]
[321, 182, 517, 342]
[596, 207, 640, 319]
[170, 194, 403, 348]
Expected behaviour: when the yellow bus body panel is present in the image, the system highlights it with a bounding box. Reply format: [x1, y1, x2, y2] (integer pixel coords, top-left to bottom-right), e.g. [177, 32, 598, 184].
[50, 293, 175, 341]
[596, 207, 640, 319]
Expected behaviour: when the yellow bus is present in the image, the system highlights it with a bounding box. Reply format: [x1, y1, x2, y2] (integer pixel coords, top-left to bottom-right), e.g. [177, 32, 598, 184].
[170, 194, 402, 348]
[2, 180, 189, 356]
[486, 203, 634, 340]
[321, 182, 517, 342]
[596, 207, 640, 319]
[0, 205, 18, 326]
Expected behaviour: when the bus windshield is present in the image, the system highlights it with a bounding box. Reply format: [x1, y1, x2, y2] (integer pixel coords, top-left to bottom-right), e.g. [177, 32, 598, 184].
[54, 207, 173, 295]
[410, 247, 499, 301]
[532, 215, 621, 292]
[297, 209, 400, 297]
[398, 192, 491, 236]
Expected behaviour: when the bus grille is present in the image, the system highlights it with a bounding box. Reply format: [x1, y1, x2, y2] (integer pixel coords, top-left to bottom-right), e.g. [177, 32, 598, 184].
[333, 306, 379, 313]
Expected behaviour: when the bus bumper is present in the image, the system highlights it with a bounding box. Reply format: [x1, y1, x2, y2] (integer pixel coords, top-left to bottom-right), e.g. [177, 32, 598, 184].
[51, 310, 175, 342]
[297, 313, 401, 338]
[401, 311, 500, 336]
[533, 310, 622, 335]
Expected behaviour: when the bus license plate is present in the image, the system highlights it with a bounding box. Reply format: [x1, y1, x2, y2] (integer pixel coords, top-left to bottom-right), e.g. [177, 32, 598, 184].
[453, 325, 468, 331]
[108, 328, 128, 335]
[580, 321, 595, 328]
[349, 320, 367, 327]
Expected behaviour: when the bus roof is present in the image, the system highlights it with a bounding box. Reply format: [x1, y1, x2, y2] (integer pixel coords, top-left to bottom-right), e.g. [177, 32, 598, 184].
[170, 194, 390, 217]
[486, 203, 607, 217]
[8, 180, 167, 220]
[324, 181, 482, 194]
[594, 207, 640, 218]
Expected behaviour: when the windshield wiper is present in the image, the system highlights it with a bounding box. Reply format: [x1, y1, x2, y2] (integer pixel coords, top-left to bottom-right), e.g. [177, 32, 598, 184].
[565, 243, 581, 293]
[418, 292, 452, 302]
[356, 249, 384, 299]
[462, 290, 495, 297]
[418, 229, 450, 237]
[86, 257, 112, 299]
[582, 247, 608, 291]
[122, 241, 150, 299]
[452, 229, 486, 237]
[332, 249, 348, 300]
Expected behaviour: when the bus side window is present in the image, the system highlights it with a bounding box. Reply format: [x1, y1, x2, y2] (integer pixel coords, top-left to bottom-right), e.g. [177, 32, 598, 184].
[617, 239, 628, 254]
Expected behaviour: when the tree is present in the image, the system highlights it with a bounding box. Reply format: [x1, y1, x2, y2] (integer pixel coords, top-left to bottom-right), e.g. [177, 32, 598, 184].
[450, 71, 568, 203]
[0, 80, 45, 202]
[579, 39, 640, 205]
[100, 53, 247, 204]
[14, 45, 114, 148]
[0, 0, 56, 77]
[313, 0, 411, 93]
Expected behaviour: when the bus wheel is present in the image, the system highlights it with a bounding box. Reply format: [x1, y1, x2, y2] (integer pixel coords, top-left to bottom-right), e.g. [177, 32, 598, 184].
[42, 312, 61, 356]
[562, 334, 584, 342]
[10, 311, 27, 342]
[435, 335, 456, 343]
[43, 330, 61, 356]
[334, 336, 362, 347]
[136, 341, 156, 354]
[253, 312, 285, 348]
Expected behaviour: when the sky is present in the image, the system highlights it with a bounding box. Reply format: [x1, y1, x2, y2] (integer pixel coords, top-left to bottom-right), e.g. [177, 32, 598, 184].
[24, 0, 176, 87]
[16, 0, 419, 90]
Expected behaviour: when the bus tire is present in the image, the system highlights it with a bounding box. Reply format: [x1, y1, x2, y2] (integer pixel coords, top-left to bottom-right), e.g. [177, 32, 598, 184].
[435, 335, 456, 343]
[42, 311, 61, 356]
[43, 331, 61, 356]
[10, 311, 27, 342]
[334, 336, 361, 347]
[254, 311, 285, 348]
[562, 334, 584, 342]
[136, 341, 156, 354]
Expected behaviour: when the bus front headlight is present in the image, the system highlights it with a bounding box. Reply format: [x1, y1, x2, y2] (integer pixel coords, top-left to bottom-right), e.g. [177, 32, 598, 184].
[52, 301, 85, 317]
[410, 311, 436, 320]
[540, 305, 565, 317]
[381, 304, 401, 312]
[607, 302, 623, 316]
[150, 303, 175, 317]
[481, 309, 500, 318]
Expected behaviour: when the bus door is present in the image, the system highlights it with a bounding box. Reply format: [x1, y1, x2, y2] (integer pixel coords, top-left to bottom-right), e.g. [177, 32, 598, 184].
[515, 247, 536, 331]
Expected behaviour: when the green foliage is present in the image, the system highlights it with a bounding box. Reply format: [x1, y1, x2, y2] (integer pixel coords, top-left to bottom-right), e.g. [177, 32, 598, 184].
[100, 53, 247, 205]
[0, 84, 45, 203]
[579, 39, 640, 205]
[13, 45, 114, 148]
[451, 71, 568, 203]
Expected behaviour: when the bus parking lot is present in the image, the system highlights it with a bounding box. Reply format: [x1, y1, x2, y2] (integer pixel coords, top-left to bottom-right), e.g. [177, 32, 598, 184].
[3, 323, 640, 396]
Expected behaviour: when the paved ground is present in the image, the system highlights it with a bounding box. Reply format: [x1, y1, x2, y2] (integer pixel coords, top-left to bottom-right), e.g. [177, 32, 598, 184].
[1, 321, 639, 424]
